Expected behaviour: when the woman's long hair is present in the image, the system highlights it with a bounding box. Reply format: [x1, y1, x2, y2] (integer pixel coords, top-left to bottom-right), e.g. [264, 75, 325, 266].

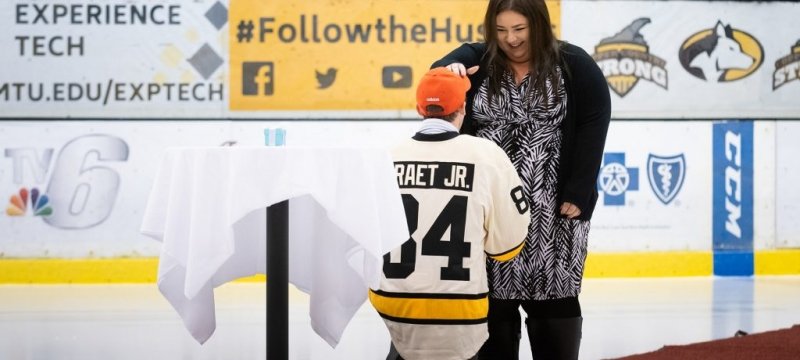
[483, 0, 561, 105]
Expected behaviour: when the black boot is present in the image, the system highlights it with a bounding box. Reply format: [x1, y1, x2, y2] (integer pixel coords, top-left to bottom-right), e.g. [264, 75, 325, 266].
[478, 320, 521, 360]
[526, 316, 582, 360]
[479, 298, 523, 360]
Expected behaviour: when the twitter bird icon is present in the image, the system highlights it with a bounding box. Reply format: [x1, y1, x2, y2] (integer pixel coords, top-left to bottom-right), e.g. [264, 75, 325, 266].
[316, 68, 337, 89]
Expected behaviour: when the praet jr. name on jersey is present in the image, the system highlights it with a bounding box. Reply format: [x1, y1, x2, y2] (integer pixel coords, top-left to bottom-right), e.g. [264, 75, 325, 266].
[394, 161, 475, 191]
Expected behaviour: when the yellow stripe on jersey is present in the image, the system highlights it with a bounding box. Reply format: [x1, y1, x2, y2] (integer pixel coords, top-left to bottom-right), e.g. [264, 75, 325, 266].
[487, 241, 524, 262]
[369, 290, 488, 321]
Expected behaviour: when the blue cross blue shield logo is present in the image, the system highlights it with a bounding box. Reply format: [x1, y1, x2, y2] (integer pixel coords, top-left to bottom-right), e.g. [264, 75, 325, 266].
[647, 154, 686, 205]
[597, 153, 638, 206]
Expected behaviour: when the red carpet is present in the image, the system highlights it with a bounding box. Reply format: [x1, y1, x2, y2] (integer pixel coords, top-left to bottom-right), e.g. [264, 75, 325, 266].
[613, 325, 800, 359]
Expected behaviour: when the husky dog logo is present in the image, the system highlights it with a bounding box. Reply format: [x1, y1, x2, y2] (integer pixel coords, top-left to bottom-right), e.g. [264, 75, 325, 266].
[773, 40, 800, 90]
[593, 18, 667, 97]
[647, 154, 685, 205]
[679, 21, 763, 82]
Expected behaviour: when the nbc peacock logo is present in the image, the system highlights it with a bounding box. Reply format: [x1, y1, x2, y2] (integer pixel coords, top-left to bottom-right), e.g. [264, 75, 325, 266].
[6, 187, 53, 217]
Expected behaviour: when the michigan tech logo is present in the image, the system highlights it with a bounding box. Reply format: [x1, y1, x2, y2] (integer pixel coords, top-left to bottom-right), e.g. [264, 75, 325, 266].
[592, 18, 667, 97]
[773, 40, 800, 90]
[679, 21, 763, 82]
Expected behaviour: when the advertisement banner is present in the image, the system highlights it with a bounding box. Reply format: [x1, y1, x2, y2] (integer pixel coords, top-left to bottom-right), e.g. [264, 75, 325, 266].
[712, 121, 754, 254]
[562, 0, 800, 119]
[776, 122, 800, 248]
[0, 122, 229, 256]
[589, 121, 712, 252]
[230, 0, 486, 111]
[227, 0, 558, 111]
[0, 120, 420, 257]
[0, 0, 560, 117]
[0, 119, 792, 258]
[711, 120, 754, 276]
[0, 1, 229, 118]
[4, 0, 796, 119]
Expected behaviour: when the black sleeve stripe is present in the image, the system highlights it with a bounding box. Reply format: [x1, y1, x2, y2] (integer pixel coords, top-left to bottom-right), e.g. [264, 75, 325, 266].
[378, 312, 488, 325]
[485, 240, 525, 257]
[370, 289, 488, 300]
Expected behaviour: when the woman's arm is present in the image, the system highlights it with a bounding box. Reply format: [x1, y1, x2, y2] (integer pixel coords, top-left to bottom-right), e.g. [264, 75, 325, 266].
[561, 45, 612, 218]
[431, 43, 486, 69]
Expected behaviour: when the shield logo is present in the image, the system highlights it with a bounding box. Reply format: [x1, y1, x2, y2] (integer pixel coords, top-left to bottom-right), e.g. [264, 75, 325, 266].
[647, 154, 686, 204]
[594, 42, 647, 97]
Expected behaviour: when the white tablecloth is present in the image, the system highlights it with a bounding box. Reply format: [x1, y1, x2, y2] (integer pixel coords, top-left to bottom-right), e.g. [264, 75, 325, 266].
[140, 146, 408, 346]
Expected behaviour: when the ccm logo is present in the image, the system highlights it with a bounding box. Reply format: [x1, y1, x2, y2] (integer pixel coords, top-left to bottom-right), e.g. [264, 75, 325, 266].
[723, 131, 742, 238]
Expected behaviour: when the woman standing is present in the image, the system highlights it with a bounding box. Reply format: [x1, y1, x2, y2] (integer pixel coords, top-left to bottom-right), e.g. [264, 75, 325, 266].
[432, 0, 611, 359]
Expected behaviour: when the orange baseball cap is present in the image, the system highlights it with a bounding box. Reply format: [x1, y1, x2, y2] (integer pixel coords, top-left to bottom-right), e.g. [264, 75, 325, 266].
[416, 67, 471, 117]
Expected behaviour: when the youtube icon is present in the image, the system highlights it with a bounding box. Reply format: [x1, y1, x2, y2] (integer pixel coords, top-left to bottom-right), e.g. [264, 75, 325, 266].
[382, 66, 412, 88]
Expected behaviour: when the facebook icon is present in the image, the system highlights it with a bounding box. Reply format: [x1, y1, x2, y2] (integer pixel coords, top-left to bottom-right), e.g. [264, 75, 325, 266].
[243, 62, 274, 96]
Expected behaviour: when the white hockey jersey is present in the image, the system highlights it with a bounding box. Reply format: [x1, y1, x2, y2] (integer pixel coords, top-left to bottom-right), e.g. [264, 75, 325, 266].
[370, 131, 530, 360]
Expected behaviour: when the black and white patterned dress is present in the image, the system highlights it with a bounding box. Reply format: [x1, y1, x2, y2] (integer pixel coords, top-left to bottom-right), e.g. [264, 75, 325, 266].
[472, 67, 591, 300]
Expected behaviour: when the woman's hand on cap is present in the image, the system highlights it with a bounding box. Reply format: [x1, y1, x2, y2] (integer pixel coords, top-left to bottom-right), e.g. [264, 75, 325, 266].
[446, 63, 479, 77]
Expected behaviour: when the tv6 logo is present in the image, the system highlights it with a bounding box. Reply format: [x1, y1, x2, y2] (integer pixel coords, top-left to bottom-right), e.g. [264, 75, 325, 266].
[4, 134, 129, 229]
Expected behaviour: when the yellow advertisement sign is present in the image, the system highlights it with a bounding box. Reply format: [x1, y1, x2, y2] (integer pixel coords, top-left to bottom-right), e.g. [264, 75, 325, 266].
[229, 0, 560, 111]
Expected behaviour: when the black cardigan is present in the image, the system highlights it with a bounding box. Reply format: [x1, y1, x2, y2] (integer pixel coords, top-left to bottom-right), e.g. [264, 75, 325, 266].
[431, 42, 611, 221]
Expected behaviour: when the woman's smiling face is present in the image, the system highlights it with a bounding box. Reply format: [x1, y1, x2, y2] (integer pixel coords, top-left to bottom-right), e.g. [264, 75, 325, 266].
[495, 10, 530, 64]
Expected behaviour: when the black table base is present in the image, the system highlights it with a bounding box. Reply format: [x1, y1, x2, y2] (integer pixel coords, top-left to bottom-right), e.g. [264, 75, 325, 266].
[267, 200, 289, 359]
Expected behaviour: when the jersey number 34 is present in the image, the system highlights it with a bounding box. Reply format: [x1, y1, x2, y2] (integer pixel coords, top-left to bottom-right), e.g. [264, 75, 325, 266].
[383, 194, 471, 281]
